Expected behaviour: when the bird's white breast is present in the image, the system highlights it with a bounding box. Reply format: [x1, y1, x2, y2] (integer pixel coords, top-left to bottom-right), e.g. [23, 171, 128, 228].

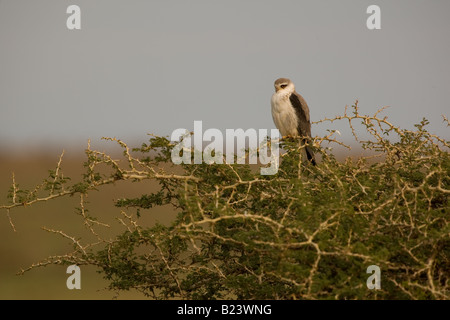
[271, 92, 299, 137]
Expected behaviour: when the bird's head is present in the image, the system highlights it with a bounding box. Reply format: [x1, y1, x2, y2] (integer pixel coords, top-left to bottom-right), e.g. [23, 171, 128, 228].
[274, 78, 295, 94]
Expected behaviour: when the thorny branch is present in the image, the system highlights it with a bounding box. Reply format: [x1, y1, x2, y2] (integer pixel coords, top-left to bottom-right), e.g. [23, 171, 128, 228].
[1, 103, 449, 300]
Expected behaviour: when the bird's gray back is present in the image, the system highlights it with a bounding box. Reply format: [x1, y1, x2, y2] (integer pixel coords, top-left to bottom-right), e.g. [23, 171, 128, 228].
[289, 91, 311, 137]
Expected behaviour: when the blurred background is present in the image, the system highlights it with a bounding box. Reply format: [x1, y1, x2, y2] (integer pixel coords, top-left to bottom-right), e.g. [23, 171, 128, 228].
[1, 0, 449, 299]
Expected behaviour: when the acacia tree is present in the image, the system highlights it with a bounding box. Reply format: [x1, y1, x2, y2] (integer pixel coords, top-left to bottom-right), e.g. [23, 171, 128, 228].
[2, 103, 449, 299]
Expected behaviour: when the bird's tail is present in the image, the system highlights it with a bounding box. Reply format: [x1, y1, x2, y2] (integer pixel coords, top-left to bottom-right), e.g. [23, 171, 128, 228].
[303, 140, 316, 166]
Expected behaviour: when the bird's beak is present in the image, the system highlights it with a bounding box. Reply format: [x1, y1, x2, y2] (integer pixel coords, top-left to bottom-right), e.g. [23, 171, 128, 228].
[275, 87, 281, 92]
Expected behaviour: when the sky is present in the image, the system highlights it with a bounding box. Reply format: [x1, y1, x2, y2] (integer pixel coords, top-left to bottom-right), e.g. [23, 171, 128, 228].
[0, 0, 449, 154]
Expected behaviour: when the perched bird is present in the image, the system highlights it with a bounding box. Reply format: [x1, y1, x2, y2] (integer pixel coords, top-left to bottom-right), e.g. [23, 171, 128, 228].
[271, 78, 316, 165]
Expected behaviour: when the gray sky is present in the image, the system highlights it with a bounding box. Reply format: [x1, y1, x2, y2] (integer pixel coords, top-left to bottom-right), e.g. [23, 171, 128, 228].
[0, 0, 449, 153]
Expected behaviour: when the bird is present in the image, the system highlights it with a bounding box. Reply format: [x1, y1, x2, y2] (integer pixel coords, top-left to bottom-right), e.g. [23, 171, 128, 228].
[271, 77, 316, 165]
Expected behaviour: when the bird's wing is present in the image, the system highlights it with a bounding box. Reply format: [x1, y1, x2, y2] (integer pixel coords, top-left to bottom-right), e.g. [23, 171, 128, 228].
[289, 92, 311, 137]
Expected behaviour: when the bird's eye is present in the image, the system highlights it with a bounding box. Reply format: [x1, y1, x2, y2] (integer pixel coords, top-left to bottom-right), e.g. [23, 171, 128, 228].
[280, 84, 287, 89]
